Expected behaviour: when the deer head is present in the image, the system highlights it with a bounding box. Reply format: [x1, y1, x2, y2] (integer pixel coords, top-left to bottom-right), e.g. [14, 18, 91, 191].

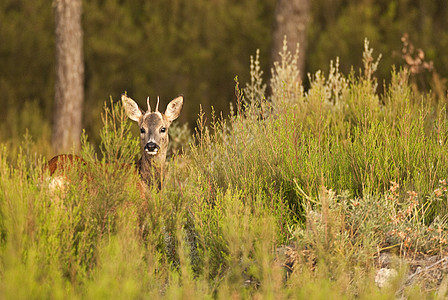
[121, 94, 183, 170]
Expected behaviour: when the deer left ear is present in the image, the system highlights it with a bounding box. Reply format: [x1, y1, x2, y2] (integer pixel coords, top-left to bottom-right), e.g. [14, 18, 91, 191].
[165, 96, 183, 123]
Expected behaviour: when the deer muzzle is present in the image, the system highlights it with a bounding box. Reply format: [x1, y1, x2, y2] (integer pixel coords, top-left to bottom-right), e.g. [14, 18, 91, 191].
[144, 141, 160, 155]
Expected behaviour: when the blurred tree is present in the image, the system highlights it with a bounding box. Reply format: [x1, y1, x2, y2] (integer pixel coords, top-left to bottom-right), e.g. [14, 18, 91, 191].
[271, 0, 310, 78]
[52, 0, 84, 153]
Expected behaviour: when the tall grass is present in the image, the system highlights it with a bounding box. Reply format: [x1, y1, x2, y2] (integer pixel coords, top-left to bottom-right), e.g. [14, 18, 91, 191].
[1, 38, 448, 298]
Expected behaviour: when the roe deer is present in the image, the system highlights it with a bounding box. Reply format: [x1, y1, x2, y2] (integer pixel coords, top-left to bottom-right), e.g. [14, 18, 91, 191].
[121, 94, 183, 187]
[46, 94, 183, 193]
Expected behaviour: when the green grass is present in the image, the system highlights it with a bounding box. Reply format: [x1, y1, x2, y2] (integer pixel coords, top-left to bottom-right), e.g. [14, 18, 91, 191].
[1, 40, 448, 299]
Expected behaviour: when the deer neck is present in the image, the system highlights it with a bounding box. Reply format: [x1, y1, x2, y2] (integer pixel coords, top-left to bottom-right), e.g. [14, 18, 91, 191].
[137, 151, 166, 187]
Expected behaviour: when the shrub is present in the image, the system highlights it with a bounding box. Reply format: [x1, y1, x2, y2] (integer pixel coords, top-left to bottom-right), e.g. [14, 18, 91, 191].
[1, 39, 448, 298]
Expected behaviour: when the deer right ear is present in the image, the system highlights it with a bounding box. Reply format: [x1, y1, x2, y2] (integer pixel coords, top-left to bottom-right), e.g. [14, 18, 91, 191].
[122, 94, 143, 122]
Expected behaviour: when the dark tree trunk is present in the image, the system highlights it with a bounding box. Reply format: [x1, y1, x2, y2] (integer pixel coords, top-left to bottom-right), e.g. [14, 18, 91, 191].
[52, 0, 84, 153]
[271, 0, 310, 78]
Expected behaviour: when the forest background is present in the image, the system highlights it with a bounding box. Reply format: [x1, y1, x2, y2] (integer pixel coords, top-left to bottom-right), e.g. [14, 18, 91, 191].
[0, 0, 447, 154]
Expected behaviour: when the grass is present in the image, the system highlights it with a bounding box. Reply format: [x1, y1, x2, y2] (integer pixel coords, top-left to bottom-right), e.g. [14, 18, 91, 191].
[1, 38, 448, 299]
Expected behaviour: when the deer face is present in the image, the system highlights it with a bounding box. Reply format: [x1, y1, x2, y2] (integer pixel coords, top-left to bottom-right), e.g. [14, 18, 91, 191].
[122, 94, 183, 159]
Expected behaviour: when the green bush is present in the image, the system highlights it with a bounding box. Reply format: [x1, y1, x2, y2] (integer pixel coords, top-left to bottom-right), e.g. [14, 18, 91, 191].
[1, 40, 448, 299]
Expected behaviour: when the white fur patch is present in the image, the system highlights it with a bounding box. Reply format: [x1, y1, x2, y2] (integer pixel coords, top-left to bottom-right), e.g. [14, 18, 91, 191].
[48, 176, 68, 193]
[145, 148, 159, 155]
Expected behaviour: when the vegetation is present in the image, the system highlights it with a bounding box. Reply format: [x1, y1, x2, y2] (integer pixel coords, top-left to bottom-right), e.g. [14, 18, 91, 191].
[1, 39, 448, 298]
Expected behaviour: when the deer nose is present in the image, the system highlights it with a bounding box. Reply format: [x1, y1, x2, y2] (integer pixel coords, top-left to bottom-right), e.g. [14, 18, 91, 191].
[144, 142, 160, 154]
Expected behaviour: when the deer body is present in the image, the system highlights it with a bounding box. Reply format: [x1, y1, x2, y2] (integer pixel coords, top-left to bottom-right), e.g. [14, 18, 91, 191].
[46, 94, 183, 192]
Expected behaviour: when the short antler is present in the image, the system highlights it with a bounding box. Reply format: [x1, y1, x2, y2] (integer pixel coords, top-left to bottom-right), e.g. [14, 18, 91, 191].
[155, 96, 160, 112]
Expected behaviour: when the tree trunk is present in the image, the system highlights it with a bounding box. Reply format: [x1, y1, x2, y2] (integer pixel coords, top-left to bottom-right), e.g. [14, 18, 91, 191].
[52, 0, 84, 153]
[271, 0, 310, 78]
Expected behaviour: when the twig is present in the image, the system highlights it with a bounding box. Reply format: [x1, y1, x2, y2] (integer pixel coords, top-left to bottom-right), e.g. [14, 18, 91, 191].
[406, 256, 448, 283]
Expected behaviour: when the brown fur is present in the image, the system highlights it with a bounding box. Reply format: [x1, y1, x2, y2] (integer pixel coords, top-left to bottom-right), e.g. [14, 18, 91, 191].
[46, 154, 86, 176]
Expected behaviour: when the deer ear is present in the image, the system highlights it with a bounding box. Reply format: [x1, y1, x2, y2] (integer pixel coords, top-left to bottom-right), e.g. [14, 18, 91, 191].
[165, 96, 183, 123]
[122, 94, 143, 122]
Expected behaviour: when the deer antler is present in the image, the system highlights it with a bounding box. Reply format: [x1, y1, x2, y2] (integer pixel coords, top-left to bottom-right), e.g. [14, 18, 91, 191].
[146, 97, 151, 112]
[155, 96, 160, 112]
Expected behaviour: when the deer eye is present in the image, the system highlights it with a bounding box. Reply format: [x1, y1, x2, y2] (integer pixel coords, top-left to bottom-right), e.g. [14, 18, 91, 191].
[140, 128, 145, 134]
[160, 127, 166, 133]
